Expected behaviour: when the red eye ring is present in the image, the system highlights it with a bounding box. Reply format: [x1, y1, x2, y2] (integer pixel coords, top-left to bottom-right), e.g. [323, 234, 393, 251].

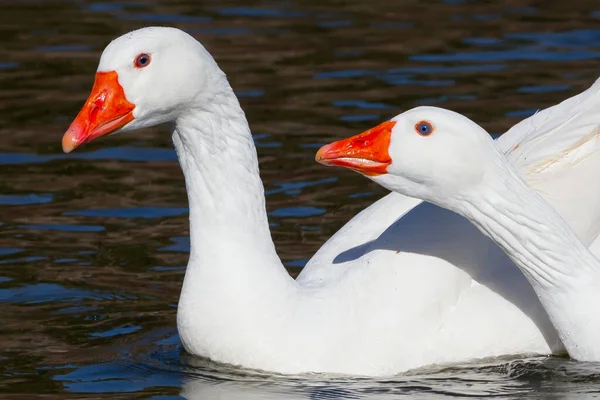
[134, 53, 151, 68]
[415, 120, 434, 136]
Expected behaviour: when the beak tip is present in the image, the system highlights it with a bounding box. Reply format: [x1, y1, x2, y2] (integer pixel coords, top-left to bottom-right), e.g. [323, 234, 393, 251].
[315, 144, 331, 165]
[61, 129, 78, 154]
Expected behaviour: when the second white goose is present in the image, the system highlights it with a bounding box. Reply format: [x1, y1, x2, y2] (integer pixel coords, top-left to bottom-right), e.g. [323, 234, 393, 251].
[317, 106, 600, 361]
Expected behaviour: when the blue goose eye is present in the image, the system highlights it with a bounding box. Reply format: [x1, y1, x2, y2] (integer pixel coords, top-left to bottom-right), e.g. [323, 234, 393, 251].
[415, 120, 434, 136]
[134, 53, 151, 68]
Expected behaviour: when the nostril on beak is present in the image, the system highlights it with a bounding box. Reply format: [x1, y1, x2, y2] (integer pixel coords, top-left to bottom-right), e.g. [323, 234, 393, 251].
[89, 102, 101, 122]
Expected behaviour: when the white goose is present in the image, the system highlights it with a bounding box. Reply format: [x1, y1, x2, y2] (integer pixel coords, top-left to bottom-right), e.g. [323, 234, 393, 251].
[62, 26, 600, 374]
[317, 106, 600, 361]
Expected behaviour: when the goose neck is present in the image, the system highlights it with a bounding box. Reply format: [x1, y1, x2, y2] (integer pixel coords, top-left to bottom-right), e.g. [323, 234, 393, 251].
[172, 85, 292, 287]
[451, 158, 600, 360]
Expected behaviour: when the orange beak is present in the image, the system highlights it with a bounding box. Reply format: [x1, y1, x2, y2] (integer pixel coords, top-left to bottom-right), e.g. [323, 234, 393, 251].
[315, 120, 395, 176]
[62, 71, 135, 153]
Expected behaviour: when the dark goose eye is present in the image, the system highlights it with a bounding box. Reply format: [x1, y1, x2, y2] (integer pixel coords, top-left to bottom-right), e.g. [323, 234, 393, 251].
[134, 53, 151, 68]
[415, 120, 434, 136]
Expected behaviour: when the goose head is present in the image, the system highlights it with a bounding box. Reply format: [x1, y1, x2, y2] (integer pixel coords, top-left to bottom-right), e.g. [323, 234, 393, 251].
[62, 27, 223, 153]
[316, 106, 502, 204]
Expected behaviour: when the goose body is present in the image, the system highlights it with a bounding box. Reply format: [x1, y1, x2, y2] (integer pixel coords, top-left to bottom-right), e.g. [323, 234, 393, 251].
[318, 106, 600, 361]
[62, 26, 600, 374]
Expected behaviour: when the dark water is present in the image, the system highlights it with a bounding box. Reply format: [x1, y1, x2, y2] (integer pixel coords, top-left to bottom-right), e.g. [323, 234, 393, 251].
[2, 0, 600, 398]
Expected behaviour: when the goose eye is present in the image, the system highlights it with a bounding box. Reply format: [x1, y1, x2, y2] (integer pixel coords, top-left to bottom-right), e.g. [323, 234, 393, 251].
[134, 53, 151, 68]
[415, 120, 433, 136]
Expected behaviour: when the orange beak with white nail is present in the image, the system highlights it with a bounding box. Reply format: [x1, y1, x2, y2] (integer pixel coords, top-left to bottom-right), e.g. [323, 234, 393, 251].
[315, 120, 396, 176]
[62, 71, 135, 153]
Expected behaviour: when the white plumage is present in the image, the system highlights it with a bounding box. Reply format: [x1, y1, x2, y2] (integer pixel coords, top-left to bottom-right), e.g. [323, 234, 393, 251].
[63, 27, 600, 375]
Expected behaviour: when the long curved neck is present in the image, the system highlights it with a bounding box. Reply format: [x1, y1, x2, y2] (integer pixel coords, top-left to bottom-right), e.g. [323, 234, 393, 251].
[172, 78, 294, 322]
[450, 156, 600, 361]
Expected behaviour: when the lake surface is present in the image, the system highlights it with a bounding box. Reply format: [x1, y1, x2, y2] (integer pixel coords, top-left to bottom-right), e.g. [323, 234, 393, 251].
[2, 0, 600, 398]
